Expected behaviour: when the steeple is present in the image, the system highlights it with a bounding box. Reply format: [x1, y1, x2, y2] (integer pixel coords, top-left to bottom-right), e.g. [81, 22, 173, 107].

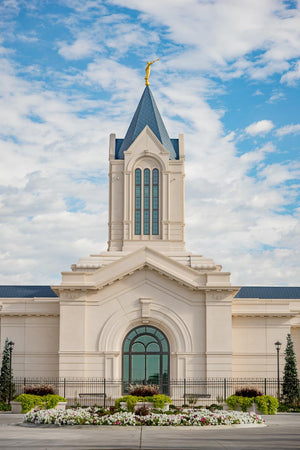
[108, 83, 185, 253]
[117, 86, 177, 160]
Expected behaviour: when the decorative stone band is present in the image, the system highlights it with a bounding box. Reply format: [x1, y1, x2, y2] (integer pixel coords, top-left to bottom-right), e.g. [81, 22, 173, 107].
[0, 312, 59, 317]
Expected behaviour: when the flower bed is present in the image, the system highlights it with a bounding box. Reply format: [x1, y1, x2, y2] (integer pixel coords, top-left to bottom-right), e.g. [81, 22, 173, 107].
[24, 407, 264, 427]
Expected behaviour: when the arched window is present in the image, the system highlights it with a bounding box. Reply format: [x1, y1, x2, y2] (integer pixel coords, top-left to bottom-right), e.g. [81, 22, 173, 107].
[122, 325, 169, 393]
[134, 168, 160, 236]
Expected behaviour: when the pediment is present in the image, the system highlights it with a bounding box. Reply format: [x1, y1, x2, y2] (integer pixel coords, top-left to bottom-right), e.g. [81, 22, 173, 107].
[76, 247, 206, 291]
[124, 126, 170, 164]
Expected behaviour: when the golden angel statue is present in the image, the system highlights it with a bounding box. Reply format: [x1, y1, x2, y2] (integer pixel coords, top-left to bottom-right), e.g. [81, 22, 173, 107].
[145, 59, 160, 86]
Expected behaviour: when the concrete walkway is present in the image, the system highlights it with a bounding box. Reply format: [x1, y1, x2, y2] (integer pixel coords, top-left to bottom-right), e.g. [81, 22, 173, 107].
[0, 413, 300, 449]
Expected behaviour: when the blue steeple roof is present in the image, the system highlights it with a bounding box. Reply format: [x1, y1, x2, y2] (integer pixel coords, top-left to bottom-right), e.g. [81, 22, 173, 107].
[117, 86, 177, 159]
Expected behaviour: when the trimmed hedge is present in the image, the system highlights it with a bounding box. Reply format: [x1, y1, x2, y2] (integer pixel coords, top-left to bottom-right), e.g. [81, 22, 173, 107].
[226, 395, 278, 414]
[14, 394, 66, 413]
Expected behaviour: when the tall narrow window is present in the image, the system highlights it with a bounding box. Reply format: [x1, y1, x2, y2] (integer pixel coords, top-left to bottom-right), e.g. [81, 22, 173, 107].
[143, 169, 150, 235]
[152, 169, 159, 235]
[135, 169, 141, 235]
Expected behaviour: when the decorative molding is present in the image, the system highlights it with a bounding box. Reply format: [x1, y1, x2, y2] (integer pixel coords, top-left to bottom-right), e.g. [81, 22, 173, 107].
[0, 313, 59, 317]
[140, 297, 151, 323]
[205, 351, 232, 355]
[232, 312, 295, 318]
[207, 291, 229, 301]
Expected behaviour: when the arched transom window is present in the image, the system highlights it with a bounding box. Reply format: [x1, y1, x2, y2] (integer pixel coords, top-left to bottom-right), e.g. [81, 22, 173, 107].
[135, 168, 159, 236]
[122, 325, 169, 393]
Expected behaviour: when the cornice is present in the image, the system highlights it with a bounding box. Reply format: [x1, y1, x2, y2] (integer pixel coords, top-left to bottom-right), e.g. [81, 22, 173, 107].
[232, 312, 296, 318]
[0, 312, 59, 317]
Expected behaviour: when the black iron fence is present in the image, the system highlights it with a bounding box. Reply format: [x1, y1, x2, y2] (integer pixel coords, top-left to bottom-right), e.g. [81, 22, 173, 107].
[11, 377, 285, 407]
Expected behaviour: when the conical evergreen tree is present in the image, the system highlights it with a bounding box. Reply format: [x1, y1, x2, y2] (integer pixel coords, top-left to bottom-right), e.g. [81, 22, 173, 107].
[282, 334, 299, 404]
[0, 338, 13, 403]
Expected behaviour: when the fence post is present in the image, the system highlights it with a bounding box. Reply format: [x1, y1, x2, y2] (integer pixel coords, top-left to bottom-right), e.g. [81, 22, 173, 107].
[224, 378, 227, 401]
[183, 378, 186, 405]
[104, 378, 106, 409]
[23, 377, 26, 393]
[63, 378, 66, 399]
[264, 378, 267, 395]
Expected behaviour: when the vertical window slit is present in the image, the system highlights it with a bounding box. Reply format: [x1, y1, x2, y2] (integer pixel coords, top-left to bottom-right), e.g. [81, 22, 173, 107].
[152, 169, 159, 235]
[144, 169, 150, 235]
[135, 169, 141, 235]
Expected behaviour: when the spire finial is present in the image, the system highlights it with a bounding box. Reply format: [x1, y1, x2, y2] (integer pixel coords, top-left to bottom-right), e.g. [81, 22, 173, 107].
[145, 59, 160, 86]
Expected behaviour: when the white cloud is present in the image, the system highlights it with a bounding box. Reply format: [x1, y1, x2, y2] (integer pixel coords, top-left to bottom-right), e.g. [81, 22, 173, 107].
[0, 2, 299, 287]
[245, 120, 275, 136]
[1, 55, 298, 285]
[241, 142, 276, 165]
[259, 162, 300, 186]
[276, 123, 300, 136]
[268, 90, 285, 103]
[110, 0, 300, 80]
[281, 60, 300, 85]
[56, 10, 159, 61]
[58, 38, 100, 60]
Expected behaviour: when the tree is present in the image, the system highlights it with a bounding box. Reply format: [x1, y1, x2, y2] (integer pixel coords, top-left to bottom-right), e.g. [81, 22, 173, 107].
[0, 338, 13, 403]
[282, 334, 299, 404]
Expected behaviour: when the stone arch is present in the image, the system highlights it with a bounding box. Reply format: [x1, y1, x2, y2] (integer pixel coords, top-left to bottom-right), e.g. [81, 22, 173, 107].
[126, 153, 167, 173]
[98, 301, 193, 355]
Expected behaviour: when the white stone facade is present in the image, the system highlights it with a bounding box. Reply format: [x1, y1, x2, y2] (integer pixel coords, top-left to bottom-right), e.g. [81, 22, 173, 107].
[0, 87, 299, 381]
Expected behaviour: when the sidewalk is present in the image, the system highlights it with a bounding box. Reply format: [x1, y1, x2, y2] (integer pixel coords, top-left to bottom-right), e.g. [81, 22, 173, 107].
[0, 413, 300, 449]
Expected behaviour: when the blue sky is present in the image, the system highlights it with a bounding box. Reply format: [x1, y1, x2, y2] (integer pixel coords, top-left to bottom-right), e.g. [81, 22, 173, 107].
[0, 0, 299, 285]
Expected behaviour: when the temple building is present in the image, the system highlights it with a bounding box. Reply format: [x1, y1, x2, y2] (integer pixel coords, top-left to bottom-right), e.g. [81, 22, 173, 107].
[0, 84, 300, 387]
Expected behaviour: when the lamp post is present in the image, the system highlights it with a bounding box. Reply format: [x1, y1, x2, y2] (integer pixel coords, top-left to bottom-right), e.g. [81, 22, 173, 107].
[274, 341, 281, 401]
[8, 341, 14, 405]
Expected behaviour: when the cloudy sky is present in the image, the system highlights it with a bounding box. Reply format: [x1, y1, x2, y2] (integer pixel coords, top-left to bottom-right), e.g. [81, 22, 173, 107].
[0, 0, 299, 286]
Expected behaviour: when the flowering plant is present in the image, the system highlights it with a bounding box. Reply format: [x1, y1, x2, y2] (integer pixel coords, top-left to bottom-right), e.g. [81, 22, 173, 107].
[24, 407, 265, 427]
[129, 384, 159, 397]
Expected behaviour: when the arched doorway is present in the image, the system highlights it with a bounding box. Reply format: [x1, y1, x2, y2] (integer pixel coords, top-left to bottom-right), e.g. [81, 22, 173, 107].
[122, 325, 169, 394]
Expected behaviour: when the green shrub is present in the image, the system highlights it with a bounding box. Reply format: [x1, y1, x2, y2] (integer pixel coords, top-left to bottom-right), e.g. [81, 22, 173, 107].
[14, 394, 44, 413]
[14, 393, 66, 413]
[115, 395, 140, 412]
[255, 395, 278, 415]
[225, 395, 239, 410]
[44, 394, 66, 410]
[115, 394, 171, 412]
[226, 395, 278, 414]
[0, 401, 11, 411]
[151, 394, 171, 408]
[226, 395, 254, 412]
[278, 403, 300, 412]
[208, 403, 223, 411]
